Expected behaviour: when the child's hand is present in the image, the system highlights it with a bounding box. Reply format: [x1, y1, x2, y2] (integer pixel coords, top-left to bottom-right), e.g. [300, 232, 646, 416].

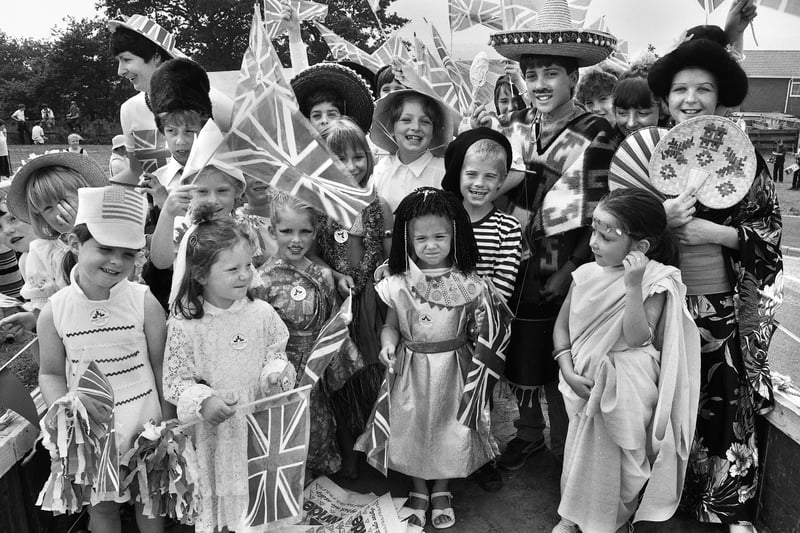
[378, 344, 396, 373]
[200, 395, 237, 425]
[0, 311, 37, 334]
[163, 184, 195, 218]
[623, 251, 648, 288]
[469, 102, 494, 129]
[337, 275, 355, 298]
[473, 306, 486, 335]
[55, 199, 77, 229]
[138, 173, 168, 208]
[564, 371, 593, 400]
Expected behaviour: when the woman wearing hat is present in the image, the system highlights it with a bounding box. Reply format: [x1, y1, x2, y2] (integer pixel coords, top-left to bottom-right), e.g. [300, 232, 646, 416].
[107, 13, 233, 185]
[648, 33, 781, 532]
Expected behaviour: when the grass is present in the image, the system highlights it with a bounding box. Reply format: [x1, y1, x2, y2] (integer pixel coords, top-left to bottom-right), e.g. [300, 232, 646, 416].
[8, 143, 114, 178]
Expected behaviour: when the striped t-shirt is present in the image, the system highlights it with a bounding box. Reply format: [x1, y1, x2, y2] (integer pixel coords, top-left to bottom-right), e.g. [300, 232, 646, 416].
[472, 209, 522, 302]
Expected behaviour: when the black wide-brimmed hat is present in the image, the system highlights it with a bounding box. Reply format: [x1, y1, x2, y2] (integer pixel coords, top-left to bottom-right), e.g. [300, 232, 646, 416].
[648, 38, 748, 107]
[291, 63, 375, 133]
[490, 0, 615, 67]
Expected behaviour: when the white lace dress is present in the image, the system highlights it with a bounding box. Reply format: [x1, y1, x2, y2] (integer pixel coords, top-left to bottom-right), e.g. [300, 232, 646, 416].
[164, 298, 292, 533]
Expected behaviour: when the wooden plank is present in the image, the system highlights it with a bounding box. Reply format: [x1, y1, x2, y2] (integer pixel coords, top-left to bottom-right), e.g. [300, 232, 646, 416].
[0, 389, 45, 478]
[763, 388, 800, 446]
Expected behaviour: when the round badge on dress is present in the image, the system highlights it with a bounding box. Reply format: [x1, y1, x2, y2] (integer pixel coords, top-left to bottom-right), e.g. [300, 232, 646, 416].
[89, 307, 110, 326]
[334, 229, 349, 244]
[290, 285, 307, 301]
[231, 333, 248, 351]
[418, 313, 433, 328]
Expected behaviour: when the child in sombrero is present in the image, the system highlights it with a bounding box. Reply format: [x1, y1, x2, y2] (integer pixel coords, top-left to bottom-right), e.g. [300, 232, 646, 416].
[477, 0, 617, 472]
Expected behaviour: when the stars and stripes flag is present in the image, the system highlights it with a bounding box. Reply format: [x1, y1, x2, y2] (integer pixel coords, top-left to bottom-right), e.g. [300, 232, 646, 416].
[262, 0, 328, 39]
[219, 7, 373, 229]
[314, 22, 385, 72]
[355, 368, 392, 476]
[299, 295, 353, 387]
[430, 23, 473, 114]
[457, 280, 513, 431]
[242, 385, 311, 527]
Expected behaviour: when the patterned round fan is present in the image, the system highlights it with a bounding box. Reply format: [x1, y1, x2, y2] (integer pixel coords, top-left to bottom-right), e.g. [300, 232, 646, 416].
[649, 115, 756, 209]
[609, 127, 669, 200]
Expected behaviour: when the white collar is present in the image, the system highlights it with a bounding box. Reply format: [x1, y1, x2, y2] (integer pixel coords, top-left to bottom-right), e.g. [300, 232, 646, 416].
[203, 297, 247, 316]
[156, 158, 184, 187]
[387, 150, 435, 178]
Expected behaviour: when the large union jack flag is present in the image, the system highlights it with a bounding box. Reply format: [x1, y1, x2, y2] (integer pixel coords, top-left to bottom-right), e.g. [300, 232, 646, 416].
[457, 281, 513, 430]
[262, 0, 328, 39]
[448, 0, 503, 31]
[216, 7, 374, 229]
[355, 367, 392, 476]
[315, 22, 412, 73]
[430, 24, 473, 114]
[448, 0, 590, 31]
[242, 385, 311, 527]
[299, 295, 352, 387]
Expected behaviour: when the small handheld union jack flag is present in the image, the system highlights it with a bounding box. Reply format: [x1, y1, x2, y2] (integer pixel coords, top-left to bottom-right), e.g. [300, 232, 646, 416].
[457, 280, 513, 431]
[262, 0, 328, 39]
[354, 367, 392, 476]
[299, 295, 353, 387]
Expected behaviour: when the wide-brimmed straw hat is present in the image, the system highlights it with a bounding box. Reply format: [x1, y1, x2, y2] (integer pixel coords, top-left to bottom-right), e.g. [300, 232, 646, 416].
[648, 37, 748, 108]
[107, 13, 185, 59]
[8, 152, 108, 223]
[291, 63, 375, 133]
[370, 89, 460, 158]
[490, 0, 616, 67]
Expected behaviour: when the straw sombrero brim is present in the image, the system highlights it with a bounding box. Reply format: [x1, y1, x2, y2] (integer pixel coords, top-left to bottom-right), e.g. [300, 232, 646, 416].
[369, 89, 460, 158]
[8, 152, 108, 223]
[491, 30, 616, 67]
[291, 63, 375, 133]
[107, 15, 185, 59]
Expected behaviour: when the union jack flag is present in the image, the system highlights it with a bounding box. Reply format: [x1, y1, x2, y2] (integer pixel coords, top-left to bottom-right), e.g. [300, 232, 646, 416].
[73, 360, 119, 501]
[132, 129, 170, 174]
[262, 0, 328, 39]
[314, 22, 384, 72]
[457, 281, 513, 431]
[755, 0, 800, 17]
[449, 0, 590, 31]
[355, 367, 392, 476]
[448, 0, 503, 31]
[371, 28, 413, 65]
[569, 0, 592, 27]
[697, 0, 726, 13]
[430, 24, 473, 113]
[413, 35, 463, 113]
[299, 295, 353, 387]
[219, 7, 374, 229]
[242, 386, 311, 527]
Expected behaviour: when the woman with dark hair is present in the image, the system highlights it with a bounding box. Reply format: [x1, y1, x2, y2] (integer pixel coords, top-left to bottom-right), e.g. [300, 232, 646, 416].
[648, 30, 781, 533]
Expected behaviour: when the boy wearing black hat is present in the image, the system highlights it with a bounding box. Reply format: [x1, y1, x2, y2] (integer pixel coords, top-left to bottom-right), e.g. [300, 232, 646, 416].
[481, 0, 617, 472]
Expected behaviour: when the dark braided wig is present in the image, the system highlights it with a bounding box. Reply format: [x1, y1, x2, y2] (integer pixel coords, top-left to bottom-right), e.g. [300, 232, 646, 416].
[387, 187, 480, 275]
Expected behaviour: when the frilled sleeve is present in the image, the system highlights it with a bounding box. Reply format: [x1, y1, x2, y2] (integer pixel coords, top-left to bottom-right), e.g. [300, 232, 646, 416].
[163, 319, 214, 423]
[258, 303, 294, 390]
[729, 153, 782, 414]
[19, 239, 66, 309]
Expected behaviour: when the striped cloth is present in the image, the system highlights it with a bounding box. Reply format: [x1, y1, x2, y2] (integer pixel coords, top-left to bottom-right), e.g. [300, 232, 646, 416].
[0, 248, 22, 298]
[472, 209, 522, 302]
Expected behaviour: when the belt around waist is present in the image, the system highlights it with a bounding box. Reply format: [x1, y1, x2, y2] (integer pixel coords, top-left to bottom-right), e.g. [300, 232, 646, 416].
[404, 335, 468, 353]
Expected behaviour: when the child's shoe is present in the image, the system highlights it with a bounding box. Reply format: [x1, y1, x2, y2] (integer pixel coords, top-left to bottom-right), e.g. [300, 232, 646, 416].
[497, 437, 546, 470]
[551, 519, 580, 533]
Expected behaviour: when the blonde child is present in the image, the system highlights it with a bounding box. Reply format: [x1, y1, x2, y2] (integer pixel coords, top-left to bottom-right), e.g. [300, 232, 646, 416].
[164, 204, 293, 533]
[358, 187, 495, 529]
[552, 189, 699, 533]
[258, 193, 363, 477]
[37, 185, 166, 533]
[0, 153, 107, 333]
[441, 128, 522, 303]
[66, 133, 85, 154]
[369, 89, 458, 212]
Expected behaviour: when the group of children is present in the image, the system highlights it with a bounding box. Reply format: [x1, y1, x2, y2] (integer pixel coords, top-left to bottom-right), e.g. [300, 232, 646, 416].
[0, 0, 780, 532]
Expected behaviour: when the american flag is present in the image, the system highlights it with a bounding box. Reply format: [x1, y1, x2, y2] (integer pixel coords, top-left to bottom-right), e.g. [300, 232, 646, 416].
[430, 23, 473, 114]
[262, 0, 328, 39]
[314, 22, 385, 72]
[242, 386, 310, 527]
[299, 295, 353, 387]
[74, 360, 119, 501]
[356, 368, 392, 476]
[101, 186, 147, 226]
[220, 7, 374, 229]
[457, 281, 513, 431]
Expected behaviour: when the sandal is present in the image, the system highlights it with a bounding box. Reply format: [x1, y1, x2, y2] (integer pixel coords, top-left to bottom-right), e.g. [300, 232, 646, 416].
[430, 491, 455, 529]
[402, 491, 428, 529]
[551, 519, 580, 533]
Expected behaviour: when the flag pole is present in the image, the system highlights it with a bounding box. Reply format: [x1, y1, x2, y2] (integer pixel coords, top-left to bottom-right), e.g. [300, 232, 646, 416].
[366, 0, 388, 39]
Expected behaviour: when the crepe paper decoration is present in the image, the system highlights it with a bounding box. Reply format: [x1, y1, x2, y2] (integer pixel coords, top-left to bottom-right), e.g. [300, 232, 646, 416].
[122, 419, 199, 523]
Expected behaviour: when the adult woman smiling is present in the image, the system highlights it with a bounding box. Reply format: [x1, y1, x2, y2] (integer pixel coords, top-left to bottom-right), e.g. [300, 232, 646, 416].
[649, 36, 782, 532]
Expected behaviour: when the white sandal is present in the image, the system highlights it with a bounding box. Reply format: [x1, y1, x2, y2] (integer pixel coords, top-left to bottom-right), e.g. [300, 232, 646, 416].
[551, 519, 580, 533]
[402, 491, 428, 529]
[430, 491, 455, 529]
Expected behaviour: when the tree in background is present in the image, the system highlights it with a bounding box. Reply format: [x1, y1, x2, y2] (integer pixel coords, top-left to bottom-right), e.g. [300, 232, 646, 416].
[99, 0, 407, 70]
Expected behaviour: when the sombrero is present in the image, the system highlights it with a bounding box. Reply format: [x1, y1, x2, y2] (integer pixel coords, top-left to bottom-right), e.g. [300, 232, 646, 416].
[337, 61, 378, 96]
[291, 63, 375, 133]
[107, 14, 185, 59]
[370, 89, 460, 158]
[8, 152, 109, 223]
[490, 0, 615, 67]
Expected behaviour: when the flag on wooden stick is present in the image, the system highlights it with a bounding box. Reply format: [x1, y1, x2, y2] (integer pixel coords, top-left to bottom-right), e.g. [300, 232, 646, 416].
[242, 386, 311, 528]
[354, 368, 392, 476]
[430, 23, 473, 114]
[299, 295, 353, 387]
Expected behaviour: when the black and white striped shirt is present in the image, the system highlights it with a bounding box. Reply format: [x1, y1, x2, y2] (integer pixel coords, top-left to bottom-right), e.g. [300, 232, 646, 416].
[472, 209, 522, 302]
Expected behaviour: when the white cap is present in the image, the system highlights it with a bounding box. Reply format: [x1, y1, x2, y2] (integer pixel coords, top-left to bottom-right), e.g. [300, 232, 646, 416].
[74, 186, 147, 249]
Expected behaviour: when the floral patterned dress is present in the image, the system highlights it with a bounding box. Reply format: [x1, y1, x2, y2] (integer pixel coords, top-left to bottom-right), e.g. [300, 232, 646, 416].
[257, 257, 345, 475]
[680, 153, 782, 524]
